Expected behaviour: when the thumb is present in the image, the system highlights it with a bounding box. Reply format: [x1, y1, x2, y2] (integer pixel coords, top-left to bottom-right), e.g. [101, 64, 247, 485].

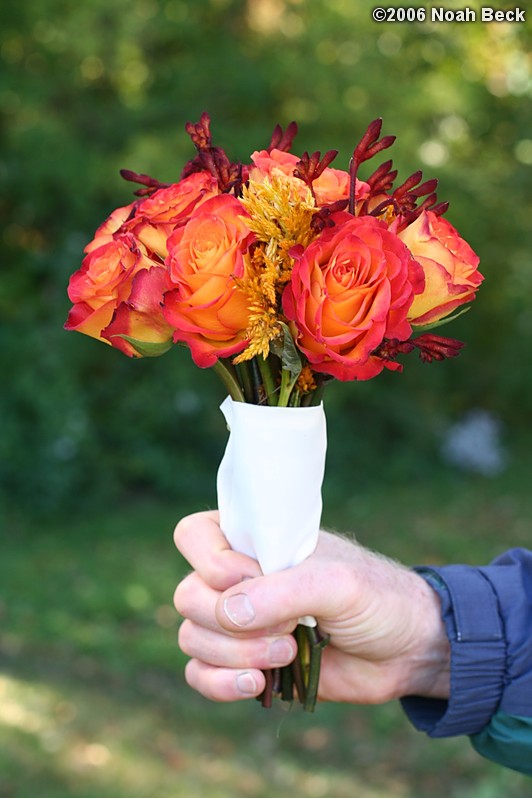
[216, 555, 335, 632]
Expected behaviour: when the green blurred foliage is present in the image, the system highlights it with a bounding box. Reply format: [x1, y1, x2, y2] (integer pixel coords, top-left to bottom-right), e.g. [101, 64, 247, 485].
[1, 0, 531, 517]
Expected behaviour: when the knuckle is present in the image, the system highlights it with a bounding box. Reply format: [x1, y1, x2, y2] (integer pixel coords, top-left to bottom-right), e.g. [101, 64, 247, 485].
[173, 572, 196, 615]
[183, 658, 201, 690]
[184, 659, 224, 702]
[177, 619, 195, 655]
[173, 509, 219, 553]
[173, 513, 196, 551]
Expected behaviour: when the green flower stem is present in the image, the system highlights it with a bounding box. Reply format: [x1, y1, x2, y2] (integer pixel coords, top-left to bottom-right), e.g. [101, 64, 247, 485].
[303, 625, 330, 713]
[301, 376, 327, 407]
[250, 359, 267, 405]
[289, 389, 301, 407]
[257, 356, 278, 406]
[235, 362, 254, 403]
[311, 380, 326, 406]
[212, 359, 245, 402]
[278, 367, 298, 407]
[281, 662, 295, 701]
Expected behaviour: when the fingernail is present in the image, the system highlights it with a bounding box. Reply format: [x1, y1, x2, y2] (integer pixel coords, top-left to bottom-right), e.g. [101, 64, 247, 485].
[236, 671, 257, 695]
[269, 638, 294, 666]
[223, 593, 256, 627]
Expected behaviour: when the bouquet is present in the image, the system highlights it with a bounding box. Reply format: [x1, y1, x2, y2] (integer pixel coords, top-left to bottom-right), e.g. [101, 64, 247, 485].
[65, 113, 483, 711]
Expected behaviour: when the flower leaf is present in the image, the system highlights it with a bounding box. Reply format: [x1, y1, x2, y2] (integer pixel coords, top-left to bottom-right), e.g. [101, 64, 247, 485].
[411, 306, 471, 333]
[271, 322, 303, 379]
[113, 334, 173, 358]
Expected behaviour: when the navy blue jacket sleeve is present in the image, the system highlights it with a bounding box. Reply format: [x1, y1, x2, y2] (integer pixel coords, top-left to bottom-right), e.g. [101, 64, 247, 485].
[401, 548, 532, 774]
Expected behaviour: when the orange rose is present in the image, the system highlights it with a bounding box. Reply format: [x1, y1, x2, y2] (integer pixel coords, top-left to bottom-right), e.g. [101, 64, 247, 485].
[129, 171, 220, 260]
[136, 171, 219, 224]
[65, 233, 160, 342]
[283, 214, 423, 381]
[84, 203, 136, 253]
[399, 210, 483, 325]
[250, 148, 369, 207]
[162, 194, 254, 367]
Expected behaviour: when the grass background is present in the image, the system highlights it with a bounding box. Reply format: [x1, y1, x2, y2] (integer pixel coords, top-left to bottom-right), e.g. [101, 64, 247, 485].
[3, 446, 532, 798]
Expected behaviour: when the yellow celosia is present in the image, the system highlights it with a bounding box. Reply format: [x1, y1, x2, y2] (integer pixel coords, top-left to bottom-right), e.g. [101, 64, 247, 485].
[234, 175, 317, 364]
[297, 364, 317, 394]
[240, 174, 316, 248]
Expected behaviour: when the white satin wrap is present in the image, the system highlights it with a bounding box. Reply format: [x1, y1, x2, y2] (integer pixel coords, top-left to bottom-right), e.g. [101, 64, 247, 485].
[216, 397, 327, 594]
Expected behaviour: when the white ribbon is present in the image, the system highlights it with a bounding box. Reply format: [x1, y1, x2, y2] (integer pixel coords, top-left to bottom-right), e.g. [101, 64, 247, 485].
[216, 396, 327, 626]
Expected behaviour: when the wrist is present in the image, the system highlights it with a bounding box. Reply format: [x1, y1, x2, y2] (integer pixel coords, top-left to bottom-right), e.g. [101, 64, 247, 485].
[401, 564, 507, 737]
[397, 573, 451, 699]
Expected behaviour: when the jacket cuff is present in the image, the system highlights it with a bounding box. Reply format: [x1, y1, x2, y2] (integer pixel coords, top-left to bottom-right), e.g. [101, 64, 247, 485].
[401, 565, 507, 737]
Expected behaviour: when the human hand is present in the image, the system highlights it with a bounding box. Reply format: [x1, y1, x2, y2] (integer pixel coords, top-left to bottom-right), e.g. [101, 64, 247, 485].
[174, 511, 450, 704]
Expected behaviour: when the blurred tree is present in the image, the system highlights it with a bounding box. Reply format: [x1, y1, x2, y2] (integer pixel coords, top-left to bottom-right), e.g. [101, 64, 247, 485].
[1, 0, 530, 516]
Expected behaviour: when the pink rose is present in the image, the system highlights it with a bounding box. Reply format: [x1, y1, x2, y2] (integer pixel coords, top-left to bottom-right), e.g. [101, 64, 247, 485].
[250, 148, 369, 207]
